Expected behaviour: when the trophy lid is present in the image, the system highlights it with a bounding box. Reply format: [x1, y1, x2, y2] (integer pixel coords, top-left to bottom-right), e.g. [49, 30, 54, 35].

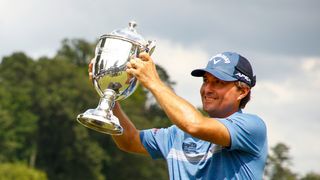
[108, 21, 147, 46]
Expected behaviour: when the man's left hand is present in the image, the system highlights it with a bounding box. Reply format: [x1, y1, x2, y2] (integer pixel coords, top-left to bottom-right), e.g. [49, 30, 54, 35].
[126, 52, 161, 90]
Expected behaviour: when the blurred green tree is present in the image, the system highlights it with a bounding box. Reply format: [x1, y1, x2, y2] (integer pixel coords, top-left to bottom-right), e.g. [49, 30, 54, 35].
[265, 143, 297, 180]
[0, 53, 38, 165]
[0, 163, 47, 180]
[301, 172, 320, 180]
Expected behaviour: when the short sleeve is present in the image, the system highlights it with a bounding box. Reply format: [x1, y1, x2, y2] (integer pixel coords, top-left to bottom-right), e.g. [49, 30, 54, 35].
[219, 113, 267, 156]
[140, 126, 177, 159]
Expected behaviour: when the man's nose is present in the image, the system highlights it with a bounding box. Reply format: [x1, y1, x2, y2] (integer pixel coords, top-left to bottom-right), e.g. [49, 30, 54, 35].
[202, 83, 215, 93]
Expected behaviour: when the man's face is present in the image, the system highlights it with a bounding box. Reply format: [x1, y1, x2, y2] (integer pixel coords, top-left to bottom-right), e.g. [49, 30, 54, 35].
[200, 72, 241, 118]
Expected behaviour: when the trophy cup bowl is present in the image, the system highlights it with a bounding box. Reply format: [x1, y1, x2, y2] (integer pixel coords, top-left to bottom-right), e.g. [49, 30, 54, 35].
[77, 21, 155, 135]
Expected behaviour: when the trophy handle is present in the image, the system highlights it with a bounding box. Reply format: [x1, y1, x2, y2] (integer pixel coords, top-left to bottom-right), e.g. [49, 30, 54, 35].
[146, 40, 156, 55]
[93, 79, 104, 97]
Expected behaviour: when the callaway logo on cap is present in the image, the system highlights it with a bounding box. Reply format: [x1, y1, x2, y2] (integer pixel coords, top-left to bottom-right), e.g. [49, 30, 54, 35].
[211, 53, 231, 64]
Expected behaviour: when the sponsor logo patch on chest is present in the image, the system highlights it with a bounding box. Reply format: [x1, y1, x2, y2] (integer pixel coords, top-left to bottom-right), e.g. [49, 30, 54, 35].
[182, 142, 197, 153]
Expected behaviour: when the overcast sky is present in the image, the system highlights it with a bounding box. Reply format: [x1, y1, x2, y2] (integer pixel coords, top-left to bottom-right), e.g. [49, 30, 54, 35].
[1, 0, 320, 176]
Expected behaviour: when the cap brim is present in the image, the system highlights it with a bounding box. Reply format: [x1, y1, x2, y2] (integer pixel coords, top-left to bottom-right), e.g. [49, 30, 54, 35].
[191, 68, 237, 82]
[191, 69, 206, 77]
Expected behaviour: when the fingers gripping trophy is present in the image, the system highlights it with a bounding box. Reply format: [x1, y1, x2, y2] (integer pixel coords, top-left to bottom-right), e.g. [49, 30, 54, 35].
[77, 21, 156, 135]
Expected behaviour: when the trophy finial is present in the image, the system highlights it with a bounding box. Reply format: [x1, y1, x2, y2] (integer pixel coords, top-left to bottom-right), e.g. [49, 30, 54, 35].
[128, 21, 137, 32]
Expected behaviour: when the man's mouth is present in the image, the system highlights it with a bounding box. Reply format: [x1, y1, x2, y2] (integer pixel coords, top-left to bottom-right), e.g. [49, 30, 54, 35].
[203, 95, 218, 102]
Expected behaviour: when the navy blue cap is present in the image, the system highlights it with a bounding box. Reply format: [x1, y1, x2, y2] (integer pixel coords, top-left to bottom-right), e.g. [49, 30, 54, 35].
[191, 52, 256, 87]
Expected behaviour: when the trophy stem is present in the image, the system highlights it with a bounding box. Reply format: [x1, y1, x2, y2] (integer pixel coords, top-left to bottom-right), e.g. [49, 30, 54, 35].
[98, 90, 115, 113]
[77, 90, 123, 135]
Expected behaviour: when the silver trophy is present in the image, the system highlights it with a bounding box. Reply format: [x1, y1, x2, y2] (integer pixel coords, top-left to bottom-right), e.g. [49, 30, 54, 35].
[77, 21, 156, 135]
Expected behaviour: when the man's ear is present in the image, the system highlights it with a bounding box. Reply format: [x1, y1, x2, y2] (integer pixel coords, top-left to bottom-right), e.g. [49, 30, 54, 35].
[237, 86, 250, 101]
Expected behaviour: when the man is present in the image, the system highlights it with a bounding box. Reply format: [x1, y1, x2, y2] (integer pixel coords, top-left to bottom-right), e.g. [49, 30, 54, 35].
[94, 51, 267, 179]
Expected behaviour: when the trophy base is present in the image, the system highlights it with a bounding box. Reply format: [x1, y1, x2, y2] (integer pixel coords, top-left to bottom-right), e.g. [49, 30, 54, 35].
[77, 109, 123, 135]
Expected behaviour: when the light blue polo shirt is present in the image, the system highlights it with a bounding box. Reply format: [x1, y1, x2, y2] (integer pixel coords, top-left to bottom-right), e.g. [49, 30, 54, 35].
[140, 110, 268, 180]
